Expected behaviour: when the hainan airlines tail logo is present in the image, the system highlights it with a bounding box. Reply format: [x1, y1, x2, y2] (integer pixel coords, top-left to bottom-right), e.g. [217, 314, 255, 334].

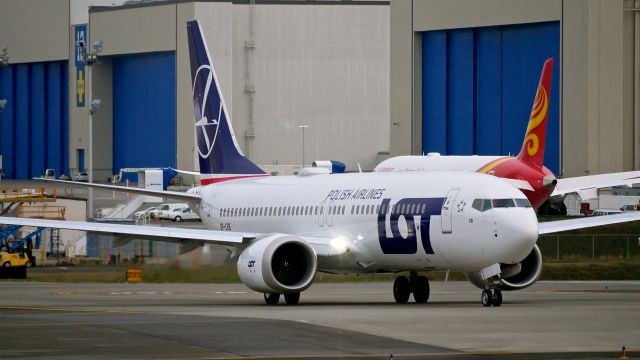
[523, 86, 548, 157]
[193, 64, 221, 159]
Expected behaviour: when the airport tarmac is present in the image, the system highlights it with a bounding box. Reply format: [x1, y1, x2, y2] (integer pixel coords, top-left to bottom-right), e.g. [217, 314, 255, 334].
[0, 280, 638, 359]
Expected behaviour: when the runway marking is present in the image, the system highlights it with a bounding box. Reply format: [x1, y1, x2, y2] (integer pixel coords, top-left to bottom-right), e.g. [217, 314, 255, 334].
[50, 290, 250, 296]
[163, 349, 639, 360]
[0, 305, 140, 314]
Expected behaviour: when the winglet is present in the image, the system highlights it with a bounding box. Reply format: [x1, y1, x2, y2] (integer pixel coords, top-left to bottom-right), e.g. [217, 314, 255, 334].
[516, 58, 553, 168]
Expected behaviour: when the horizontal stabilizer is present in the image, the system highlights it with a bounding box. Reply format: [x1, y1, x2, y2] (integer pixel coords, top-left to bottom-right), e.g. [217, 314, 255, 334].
[501, 178, 534, 192]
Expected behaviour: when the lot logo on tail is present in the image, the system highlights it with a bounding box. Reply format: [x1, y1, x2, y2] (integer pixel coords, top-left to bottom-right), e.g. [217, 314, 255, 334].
[193, 64, 220, 160]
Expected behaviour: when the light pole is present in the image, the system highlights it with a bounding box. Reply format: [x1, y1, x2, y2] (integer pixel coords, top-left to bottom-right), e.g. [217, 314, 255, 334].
[76, 40, 102, 218]
[1, 46, 9, 182]
[298, 125, 309, 168]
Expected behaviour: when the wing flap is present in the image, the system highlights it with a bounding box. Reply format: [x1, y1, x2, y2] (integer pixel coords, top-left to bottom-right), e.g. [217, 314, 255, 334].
[539, 212, 640, 234]
[0, 216, 254, 246]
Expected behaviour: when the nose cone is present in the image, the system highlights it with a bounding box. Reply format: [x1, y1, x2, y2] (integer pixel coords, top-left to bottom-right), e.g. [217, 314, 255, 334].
[498, 209, 539, 263]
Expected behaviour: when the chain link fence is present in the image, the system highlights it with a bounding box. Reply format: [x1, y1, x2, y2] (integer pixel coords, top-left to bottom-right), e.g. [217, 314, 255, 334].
[538, 234, 640, 261]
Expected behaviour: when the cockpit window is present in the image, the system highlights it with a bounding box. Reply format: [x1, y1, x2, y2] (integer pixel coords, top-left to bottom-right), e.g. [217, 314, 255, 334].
[473, 198, 531, 211]
[492, 199, 515, 208]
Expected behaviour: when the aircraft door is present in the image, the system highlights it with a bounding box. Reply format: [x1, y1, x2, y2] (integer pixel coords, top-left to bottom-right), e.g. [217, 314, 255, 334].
[317, 201, 334, 227]
[441, 188, 460, 234]
[317, 201, 326, 227]
[327, 201, 334, 227]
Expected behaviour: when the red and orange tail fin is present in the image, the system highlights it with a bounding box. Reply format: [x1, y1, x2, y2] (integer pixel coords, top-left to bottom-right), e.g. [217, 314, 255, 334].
[516, 58, 553, 168]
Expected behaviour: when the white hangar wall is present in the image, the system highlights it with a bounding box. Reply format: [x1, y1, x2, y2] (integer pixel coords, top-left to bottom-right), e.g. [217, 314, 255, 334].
[73, 0, 390, 179]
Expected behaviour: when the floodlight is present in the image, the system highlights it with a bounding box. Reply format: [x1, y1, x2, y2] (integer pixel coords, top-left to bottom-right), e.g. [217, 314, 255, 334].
[92, 40, 103, 53]
[91, 98, 102, 110]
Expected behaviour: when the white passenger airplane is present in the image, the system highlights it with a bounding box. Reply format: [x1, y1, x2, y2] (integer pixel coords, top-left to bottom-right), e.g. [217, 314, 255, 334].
[4, 21, 640, 307]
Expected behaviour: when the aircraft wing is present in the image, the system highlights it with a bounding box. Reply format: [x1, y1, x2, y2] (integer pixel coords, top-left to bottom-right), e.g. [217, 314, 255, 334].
[0, 216, 349, 259]
[0, 216, 253, 246]
[551, 171, 640, 199]
[33, 178, 201, 202]
[538, 212, 640, 235]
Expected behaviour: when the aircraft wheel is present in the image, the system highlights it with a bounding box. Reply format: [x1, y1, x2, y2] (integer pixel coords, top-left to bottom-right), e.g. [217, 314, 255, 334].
[481, 289, 493, 307]
[284, 292, 300, 305]
[492, 289, 503, 307]
[413, 276, 430, 303]
[263, 293, 280, 305]
[393, 276, 410, 303]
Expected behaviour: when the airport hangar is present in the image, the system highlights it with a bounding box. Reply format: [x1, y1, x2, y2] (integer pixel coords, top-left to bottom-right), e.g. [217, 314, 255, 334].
[0, 0, 638, 184]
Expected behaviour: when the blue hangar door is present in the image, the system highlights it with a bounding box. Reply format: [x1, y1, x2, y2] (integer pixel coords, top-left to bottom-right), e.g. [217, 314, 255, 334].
[113, 52, 176, 172]
[0, 61, 69, 179]
[421, 21, 560, 174]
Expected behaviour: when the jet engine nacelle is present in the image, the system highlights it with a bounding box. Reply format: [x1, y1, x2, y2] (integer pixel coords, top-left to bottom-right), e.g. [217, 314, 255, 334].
[465, 245, 542, 291]
[237, 234, 317, 293]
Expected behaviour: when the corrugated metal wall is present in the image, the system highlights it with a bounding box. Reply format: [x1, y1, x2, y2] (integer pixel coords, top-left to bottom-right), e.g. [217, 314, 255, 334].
[112, 51, 176, 172]
[422, 21, 560, 173]
[0, 61, 69, 179]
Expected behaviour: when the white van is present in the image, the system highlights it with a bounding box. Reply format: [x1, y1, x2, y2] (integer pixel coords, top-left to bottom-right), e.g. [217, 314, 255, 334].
[149, 203, 188, 220]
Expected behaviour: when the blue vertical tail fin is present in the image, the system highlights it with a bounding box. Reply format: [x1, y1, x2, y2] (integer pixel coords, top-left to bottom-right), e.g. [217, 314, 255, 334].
[186, 20, 266, 185]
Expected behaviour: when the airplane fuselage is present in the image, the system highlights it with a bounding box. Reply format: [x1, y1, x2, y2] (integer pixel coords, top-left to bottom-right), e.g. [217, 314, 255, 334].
[190, 170, 538, 274]
[375, 154, 556, 209]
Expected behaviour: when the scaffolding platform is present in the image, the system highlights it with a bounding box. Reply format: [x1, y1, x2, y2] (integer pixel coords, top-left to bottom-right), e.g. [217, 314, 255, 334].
[15, 204, 66, 220]
[0, 187, 57, 203]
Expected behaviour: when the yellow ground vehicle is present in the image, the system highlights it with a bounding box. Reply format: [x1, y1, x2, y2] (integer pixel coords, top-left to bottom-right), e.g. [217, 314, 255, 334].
[1, 251, 33, 268]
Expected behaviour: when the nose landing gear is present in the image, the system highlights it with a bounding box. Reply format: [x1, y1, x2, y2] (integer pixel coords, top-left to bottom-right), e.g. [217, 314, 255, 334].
[481, 288, 502, 307]
[393, 272, 430, 304]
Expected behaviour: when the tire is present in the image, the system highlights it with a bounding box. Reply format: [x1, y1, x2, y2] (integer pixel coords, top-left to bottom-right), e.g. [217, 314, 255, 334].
[18, 266, 27, 279]
[393, 276, 410, 304]
[174, 216, 182, 222]
[284, 292, 300, 305]
[2, 262, 10, 268]
[413, 276, 430, 303]
[25, 261, 32, 268]
[481, 289, 493, 307]
[264, 293, 280, 305]
[492, 289, 503, 307]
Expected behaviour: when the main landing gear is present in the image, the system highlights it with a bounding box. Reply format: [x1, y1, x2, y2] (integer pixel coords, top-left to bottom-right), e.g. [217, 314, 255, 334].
[481, 288, 502, 307]
[263, 292, 300, 305]
[393, 271, 430, 304]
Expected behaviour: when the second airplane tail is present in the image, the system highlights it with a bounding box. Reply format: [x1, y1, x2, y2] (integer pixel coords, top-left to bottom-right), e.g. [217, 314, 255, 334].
[516, 58, 554, 169]
[186, 20, 266, 185]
